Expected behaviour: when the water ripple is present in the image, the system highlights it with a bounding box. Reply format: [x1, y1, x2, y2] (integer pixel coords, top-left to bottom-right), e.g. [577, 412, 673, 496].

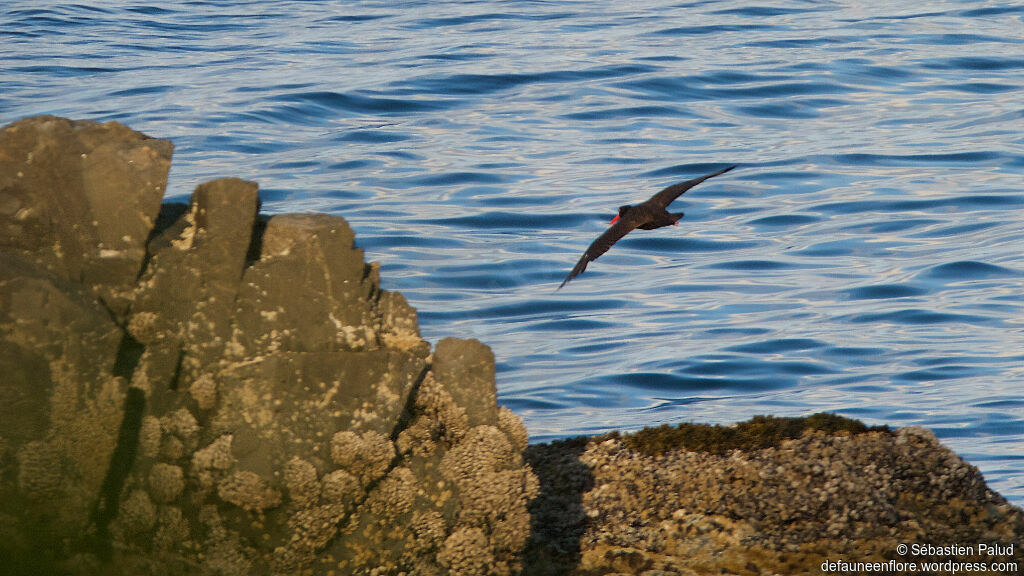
[270, 91, 455, 116]
[920, 261, 1017, 281]
[844, 309, 998, 326]
[845, 284, 928, 300]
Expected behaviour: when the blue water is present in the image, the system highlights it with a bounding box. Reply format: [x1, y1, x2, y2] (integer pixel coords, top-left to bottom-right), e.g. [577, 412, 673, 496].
[3, 1, 1023, 504]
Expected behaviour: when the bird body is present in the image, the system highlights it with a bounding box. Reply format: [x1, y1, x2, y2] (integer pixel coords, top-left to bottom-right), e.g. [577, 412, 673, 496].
[558, 165, 736, 289]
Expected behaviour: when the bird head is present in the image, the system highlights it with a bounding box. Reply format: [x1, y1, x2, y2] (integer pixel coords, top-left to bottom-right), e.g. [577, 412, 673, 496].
[609, 204, 633, 225]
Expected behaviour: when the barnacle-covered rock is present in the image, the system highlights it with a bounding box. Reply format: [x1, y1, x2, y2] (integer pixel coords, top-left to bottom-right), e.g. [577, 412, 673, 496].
[0, 118, 539, 575]
[438, 527, 494, 576]
[330, 429, 395, 487]
[320, 469, 360, 506]
[283, 457, 320, 509]
[365, 466, 418, 520]
[113, 489, 157, 539]
[192, 434, 235, 492]
[525, 415, 1024, 575]
[396, 371, 470, 457]
[498, 406, 529, 455]
[442, 425, 518, 483]
[15, 440, 63, 500]
[217, 470, 282, 513]
[148, 463, 185, 504]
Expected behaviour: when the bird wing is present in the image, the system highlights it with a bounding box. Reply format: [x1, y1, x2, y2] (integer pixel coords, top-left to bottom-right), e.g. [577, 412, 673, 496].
[647, 165, 736, 209]
[558, 217, 638, 289]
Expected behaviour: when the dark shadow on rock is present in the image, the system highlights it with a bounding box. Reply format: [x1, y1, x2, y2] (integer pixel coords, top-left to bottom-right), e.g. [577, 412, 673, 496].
[89, 330, 148, 559]
[523, 438, 595, 576]
[245, 215, 267, 266]
[111, 330, 146, 380]
[149, 202, 190, 244]
[138, 202, 188, 280]
[88, 385, 146, 560]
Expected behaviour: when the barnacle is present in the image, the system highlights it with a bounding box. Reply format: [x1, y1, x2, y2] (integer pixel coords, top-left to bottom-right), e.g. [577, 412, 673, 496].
[330, 430, 395, 487]
[148, 462, 185, 504]
[217, 470, 281, 513]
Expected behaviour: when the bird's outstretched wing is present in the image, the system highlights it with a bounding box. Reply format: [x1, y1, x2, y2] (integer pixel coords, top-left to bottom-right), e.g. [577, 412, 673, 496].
[648, 165, 736, 209]
[558, 217, 637, 289]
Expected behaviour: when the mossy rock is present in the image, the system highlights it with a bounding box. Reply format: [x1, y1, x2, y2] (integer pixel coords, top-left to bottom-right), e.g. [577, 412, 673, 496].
[618, 412, 889, 456]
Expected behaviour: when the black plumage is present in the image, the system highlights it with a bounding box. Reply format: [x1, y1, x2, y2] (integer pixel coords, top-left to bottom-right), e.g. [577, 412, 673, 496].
[558, 165, 736, 289]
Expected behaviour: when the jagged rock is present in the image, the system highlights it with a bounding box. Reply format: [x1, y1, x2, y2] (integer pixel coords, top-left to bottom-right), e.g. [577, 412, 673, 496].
[0, 115, 172, 319]
[131, 177, 260, 397]
[0, 116, 538, 576]
[433, 337, 500, 428]
[232, 213, 380, 356]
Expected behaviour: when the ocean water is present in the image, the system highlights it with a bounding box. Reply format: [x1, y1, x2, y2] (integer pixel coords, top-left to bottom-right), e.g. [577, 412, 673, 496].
[3, 1, 1023, 504]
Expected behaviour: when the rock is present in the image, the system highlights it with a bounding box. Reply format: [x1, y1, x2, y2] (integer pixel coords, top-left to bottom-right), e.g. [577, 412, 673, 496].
[130, 177, 260, 396]
[232, 213, 380, 356]
[433, 337, 500, 428]
[0, 115, 172, 320]
[0, 116, 537, 576]
[524, 416, 1024, 575]
[0, 250, 129, 567]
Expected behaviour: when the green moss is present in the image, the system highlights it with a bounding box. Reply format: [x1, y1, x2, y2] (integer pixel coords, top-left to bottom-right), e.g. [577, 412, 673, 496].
[619, 413, 889, 456]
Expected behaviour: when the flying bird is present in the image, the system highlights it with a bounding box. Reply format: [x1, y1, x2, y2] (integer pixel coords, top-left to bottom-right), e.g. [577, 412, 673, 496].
[558, 165, 736, 289]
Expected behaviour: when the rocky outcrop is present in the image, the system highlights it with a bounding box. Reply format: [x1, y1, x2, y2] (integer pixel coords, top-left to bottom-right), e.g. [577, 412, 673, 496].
[0, 116, 536, 576]
[1, 116, 1021, 576]
[525, 419, 1024, 575]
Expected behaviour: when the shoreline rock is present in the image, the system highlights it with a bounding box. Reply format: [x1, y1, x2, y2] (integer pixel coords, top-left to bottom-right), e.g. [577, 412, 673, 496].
[1, 116, 1020, 575]
[524, 418, 1023, 575]
[1, 116, 536, 576]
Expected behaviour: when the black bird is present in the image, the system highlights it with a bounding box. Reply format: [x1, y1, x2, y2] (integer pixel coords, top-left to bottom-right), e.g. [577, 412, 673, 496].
[558, 165, 736, 289]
